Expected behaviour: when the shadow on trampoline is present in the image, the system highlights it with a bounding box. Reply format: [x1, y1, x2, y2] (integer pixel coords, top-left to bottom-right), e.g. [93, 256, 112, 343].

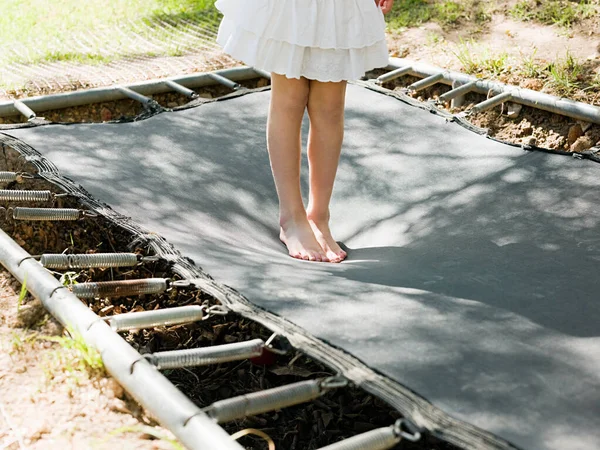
[4, 84, 600, 450]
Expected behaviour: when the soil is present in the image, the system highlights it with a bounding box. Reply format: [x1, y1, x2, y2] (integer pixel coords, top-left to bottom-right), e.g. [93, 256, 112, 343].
[0, 271, 177, 450]
[384, 3, 600, 153]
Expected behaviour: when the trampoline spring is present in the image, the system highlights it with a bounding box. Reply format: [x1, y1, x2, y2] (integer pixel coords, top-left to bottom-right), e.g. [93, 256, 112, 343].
[144, 338, 265, 369]
[0, 189, 52, 202]
[10, 207, 82, 221]
[0, 172, 28, 183]
[316, 426, 400, 450]
[108, 305, 208, 331]
[69, 278, 168, 299]
[40, 253, 139, 269]
[203, 379, 326, 423]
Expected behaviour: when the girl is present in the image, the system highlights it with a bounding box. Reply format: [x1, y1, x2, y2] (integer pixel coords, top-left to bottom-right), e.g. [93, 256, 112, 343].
[215, 0, 394, 263]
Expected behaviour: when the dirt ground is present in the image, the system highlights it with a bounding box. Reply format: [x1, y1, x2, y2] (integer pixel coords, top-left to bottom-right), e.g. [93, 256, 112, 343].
[385, 3, 600, 152]
[0, 270, 178, 450]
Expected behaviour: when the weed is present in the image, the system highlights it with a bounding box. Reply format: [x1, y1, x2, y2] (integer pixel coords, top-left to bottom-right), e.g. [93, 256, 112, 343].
[545, 51, 583, 95]
[426, 32, 443, 46]
[509, 0, 534, 21]
[479, 48, 509, 77]
[109, 425, 183, 450]
[434, 1, 465, 25]
[519, 49, 542, 78]
[41, 329, 104, 383]
[509, 0, 598, 28]
[454, 39, 480, 74]
[453, 39, 509, 77]
[59, 271, 81, 286]
[9, 330, 38, 354]
[387, 0, 432, 29]
[17, 274, 28, 312]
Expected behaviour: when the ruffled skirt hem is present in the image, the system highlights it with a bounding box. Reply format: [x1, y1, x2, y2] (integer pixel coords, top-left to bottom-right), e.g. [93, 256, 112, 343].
[217, 17, 389, 82]
[215, 0, 389, 82]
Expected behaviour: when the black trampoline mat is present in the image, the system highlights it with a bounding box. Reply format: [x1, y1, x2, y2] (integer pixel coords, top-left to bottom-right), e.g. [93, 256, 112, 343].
[6, 84, 600, 450]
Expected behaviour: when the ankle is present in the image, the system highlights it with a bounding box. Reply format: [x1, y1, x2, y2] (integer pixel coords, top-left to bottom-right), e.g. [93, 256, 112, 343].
[306, 209, 329, 224]
[279, 209, 308, 228]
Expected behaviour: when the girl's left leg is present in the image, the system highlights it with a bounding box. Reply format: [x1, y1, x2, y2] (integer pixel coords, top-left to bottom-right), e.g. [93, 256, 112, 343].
[306, 79, 348, 263]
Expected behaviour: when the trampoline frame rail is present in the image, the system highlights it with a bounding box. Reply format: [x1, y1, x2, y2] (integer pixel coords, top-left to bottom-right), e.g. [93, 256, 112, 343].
[1, 58, 599, 127]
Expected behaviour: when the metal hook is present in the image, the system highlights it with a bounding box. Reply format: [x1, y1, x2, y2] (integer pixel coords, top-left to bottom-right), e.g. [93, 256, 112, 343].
[264, 333, 290, 355]
[393, 419, 422, 442]
[319, 375, 348, 391]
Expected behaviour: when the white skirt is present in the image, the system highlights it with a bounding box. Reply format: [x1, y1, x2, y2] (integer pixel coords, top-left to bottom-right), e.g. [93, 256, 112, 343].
[215, 0, 389, 82]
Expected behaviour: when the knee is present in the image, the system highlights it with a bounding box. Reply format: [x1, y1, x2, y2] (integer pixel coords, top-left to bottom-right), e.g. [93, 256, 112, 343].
[271, 77, 309, 113]
[281, 89, 310, 112]
[308, 97, 345, 123]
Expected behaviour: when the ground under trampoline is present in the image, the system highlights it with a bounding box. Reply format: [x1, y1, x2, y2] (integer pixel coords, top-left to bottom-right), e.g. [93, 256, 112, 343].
[2, 81, 600, 450]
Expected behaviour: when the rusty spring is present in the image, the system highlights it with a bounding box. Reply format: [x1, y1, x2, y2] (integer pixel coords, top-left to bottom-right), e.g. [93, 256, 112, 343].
[69, 278, 168, 299]
[9, 207, 81, 221]
[40, 253, 139, 269]
[0, 189, 52, 202]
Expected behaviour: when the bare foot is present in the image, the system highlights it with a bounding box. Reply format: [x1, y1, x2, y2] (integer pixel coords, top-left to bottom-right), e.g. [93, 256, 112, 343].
[280, 217, 329, 262]
[307, 216, 347, 263]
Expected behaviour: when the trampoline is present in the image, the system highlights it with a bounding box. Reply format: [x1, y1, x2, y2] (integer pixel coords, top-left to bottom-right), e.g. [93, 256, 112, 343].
[2, 79, 600, 450]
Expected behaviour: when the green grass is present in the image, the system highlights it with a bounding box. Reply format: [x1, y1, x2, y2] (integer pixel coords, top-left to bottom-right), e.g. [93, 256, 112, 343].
[545, 51, 584, 95]
[510, 0, 598, 27]
[0, 0, 218, 66]
[109, 425, 184, 450]
[453, 39, 509, 76]
[387, 0, 492, 30]
[17, 275, 28, 312]
[519, 49, 542, 78]
[41, 329, 105, 382]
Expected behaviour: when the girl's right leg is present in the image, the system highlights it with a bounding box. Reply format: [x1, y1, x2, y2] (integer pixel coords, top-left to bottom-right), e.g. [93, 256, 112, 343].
[267, 73, 329, 262]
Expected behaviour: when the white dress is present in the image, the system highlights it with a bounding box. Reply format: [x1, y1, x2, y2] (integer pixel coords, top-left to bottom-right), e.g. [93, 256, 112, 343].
[215, 0, 389, 82]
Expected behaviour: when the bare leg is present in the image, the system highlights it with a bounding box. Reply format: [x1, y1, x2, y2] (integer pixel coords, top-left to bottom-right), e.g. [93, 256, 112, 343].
[267, 73, 328, 262]
[306, 80, 348, 263]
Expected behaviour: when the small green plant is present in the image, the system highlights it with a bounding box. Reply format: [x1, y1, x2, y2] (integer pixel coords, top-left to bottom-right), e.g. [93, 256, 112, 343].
[434, 1, 464, 25]
[41, 329, 104, 382]
[17, 274, 28, 312]
[479, 47, 509, 77]
[510, 0, 597, 27]
[108, 425, 183, 450]
[60, 271, 81, 286]
[454, 39, 480, 74]
[519, 49, 542, 78]
[387, 0, 433, 29]
[510, 0, 534, 21]
[426, 32, 443, 46]
[453, 39, 508, 77]
[9, 330, 38, 354]
[546, 51, 583, 95]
